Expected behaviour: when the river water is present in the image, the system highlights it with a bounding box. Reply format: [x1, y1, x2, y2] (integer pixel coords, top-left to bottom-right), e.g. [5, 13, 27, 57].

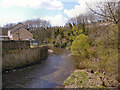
[2, 48, 78, 88]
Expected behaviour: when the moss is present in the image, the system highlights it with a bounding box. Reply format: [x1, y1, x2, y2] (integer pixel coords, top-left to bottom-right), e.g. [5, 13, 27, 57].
[63, 75, 75, 85]
[77, 80, 82, 85]
[94, 71, 99, 75]
[63, 70, 105, 88]
[96, 85, 104, 88]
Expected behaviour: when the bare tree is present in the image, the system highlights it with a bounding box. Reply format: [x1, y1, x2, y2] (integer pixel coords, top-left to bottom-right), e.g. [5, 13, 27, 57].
[86, 1, 119, 25]
[23, 19, 51, 30]
[4, 23, 15, 29]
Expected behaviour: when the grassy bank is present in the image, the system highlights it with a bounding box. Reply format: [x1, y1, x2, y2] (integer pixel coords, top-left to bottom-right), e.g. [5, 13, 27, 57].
[2, 46, 48, 71]
[63, 69, 118, 88]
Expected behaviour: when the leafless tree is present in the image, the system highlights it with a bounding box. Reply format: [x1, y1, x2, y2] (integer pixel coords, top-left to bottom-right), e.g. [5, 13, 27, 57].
[86, 1, 119, 25]
[4, 23, 15, 29]
[23, 19, 51, 30]
[65, 12, 97, 27]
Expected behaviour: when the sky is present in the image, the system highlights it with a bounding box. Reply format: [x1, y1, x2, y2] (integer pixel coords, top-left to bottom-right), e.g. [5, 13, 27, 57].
[0, 0, 118, 26]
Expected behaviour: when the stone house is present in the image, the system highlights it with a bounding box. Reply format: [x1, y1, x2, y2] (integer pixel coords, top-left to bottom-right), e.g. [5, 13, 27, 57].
[8, 23, 33, 40]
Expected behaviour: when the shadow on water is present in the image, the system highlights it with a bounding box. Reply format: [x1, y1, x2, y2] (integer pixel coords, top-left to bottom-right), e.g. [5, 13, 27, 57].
[2, 48, 77, 88]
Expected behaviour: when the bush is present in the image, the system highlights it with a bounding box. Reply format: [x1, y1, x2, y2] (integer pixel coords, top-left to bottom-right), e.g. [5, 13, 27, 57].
[71, 34, 90, 58]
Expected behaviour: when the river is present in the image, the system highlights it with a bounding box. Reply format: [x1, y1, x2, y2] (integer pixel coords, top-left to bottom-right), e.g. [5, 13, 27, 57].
[2, 48, 78, 88]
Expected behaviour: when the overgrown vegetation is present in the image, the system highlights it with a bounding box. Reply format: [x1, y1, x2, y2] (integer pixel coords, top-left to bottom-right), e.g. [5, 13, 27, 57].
[71, 24, 118, 76]
[62, 22, 118, 88]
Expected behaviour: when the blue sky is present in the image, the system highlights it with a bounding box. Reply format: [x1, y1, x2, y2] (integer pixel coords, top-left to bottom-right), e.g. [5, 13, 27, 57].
[0, 0, 102, 26]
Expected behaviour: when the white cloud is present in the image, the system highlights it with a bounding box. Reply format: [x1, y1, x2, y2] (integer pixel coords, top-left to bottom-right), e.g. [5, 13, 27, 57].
[0, 16, 24, 26]
[0, 14, 67, 26]
[42, 14, 68, 26]
[64, 0, 114, 18]
[0, 0, 63, 10]
[64, 0, 92, 18]
[64, 5, 87, 18]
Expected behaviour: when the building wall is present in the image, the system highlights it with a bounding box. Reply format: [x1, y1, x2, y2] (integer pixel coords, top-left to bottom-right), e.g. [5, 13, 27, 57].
[12, 28, 33, 40]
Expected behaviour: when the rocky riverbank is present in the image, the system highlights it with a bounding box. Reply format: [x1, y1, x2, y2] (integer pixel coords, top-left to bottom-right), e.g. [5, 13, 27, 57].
[63, 69, 118, 89]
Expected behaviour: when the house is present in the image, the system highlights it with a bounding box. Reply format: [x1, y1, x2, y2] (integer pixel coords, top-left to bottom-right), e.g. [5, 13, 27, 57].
[8, 22, 33, 40]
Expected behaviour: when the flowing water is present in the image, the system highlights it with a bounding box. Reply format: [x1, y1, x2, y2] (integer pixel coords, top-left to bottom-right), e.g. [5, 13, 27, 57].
[2, 48, 78, 88]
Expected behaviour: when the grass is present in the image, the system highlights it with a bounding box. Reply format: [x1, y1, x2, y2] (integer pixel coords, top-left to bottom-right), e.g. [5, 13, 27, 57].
[63, 69, 116, 88]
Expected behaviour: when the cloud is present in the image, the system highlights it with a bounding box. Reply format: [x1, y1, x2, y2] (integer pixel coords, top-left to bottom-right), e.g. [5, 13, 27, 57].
[0, 0, 63, 10]
[64, 0, 91, 18]
[64, 0, 113, 18]
[42, 14, 68, 26]
[0, 14, 67, 26]
[0, 16, 24, 26]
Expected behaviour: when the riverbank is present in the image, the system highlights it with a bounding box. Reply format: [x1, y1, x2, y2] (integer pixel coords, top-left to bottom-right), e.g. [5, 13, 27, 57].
[2, 48, 76, 88]
[2, 46, 48, 72]
[45, 45, 118, 88]
[63, 69, 118, 88]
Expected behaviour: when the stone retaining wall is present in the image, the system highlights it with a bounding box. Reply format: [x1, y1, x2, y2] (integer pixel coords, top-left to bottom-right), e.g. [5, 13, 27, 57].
[2, 46, 48, 71]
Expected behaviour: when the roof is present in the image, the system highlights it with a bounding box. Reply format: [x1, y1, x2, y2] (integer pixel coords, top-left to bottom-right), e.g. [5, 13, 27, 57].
[9, 22, 27, 34]
[11, 27, 24, 34]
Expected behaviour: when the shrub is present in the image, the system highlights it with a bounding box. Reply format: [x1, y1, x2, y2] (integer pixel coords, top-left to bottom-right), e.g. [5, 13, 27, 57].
[71, 34, 90, 58]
